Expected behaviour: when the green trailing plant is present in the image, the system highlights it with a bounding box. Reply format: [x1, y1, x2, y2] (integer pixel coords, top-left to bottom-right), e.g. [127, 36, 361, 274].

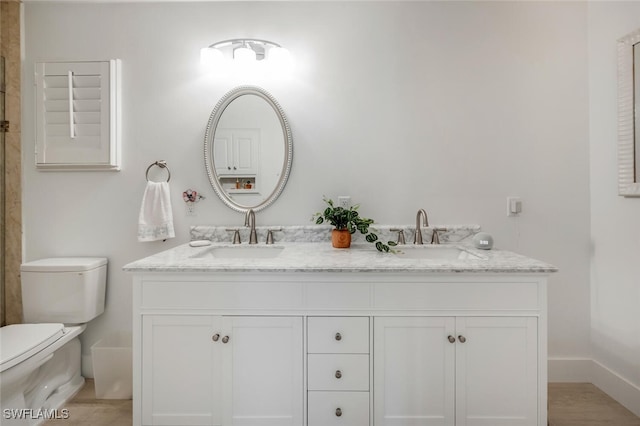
[312, 196, 397, 252]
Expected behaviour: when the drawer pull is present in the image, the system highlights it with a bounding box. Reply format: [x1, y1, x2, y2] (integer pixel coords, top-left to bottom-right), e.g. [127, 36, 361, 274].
[222, 335, 230, 344]
[335, 407, 342, 417]
[335, 370, 342, 379]
[212, 333, 220, 342]
[335, 332, 342, 341]
[447, 335, 456, 344]
[458, 335, 466, 343]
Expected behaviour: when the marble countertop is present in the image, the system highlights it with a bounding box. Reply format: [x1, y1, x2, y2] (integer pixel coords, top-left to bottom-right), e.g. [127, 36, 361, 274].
[123, 241, 558, 274]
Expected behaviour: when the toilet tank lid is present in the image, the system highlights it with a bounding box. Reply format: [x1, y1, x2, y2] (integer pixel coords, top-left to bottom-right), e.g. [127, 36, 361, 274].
[21, 257, 108, 272]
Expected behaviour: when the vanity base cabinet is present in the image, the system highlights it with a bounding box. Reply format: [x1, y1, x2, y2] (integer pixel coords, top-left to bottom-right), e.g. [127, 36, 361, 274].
[141, 315, 303, 426]
[132, 274, 548, 426]
[374, 316, 538, 426]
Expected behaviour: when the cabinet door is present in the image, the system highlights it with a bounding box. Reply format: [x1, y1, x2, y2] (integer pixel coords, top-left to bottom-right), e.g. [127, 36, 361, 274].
[142, 315, 222, 426]
[233, 130, 259, 175]
[455, 317, 538, 426]
[214, 129, 259, 176]
[374, 317, 456, 426]
[213, 133, 234, 174]
[222, 316, 303, 426]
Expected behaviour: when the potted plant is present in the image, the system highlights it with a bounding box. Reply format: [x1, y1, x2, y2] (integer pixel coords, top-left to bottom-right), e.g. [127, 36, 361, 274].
[313, 197, 396, 252]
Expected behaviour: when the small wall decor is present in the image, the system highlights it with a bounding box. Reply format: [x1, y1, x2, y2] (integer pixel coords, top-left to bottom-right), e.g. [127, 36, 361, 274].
[183, 189, 205, 216]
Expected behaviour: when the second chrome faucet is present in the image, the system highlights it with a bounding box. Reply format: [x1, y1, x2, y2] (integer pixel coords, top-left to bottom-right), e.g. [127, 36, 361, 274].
[414, 209, 429, 244]
[244, 209, 258, 244]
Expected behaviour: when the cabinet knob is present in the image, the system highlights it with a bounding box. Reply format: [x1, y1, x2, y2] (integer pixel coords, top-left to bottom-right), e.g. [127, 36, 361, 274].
[335, 332, 342, 341]
[212, 333, 220, 342]
[222, 335, 230, 344]
[447, 335, 456, 344]
[335, 408, 342, 417]
[227, 166, 231, 170]
[458, 335, 466, 343]
[335, 370, 342, 379]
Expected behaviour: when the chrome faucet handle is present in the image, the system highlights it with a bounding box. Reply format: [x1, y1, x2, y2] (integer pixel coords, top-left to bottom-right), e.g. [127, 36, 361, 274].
[266, 228, 282, 245]
[430, 227, 447, 245]
[390, 228, 406, 245]
[225, 228, 242, 244]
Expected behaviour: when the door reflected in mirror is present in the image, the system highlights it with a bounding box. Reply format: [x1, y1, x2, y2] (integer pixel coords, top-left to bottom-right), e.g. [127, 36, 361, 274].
[204, 86, 293, 211]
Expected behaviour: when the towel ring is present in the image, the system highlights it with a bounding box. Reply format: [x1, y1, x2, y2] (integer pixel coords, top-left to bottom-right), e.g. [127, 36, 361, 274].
[146, 160, 171, 182]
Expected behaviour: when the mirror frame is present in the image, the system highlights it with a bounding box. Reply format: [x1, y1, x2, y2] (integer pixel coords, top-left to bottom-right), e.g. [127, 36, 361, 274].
[204, 86, 293, 212]
[617, 28, 640, 197]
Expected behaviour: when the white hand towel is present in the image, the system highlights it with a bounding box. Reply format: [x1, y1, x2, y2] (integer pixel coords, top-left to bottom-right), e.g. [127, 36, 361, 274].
[137, 181, 175, 242]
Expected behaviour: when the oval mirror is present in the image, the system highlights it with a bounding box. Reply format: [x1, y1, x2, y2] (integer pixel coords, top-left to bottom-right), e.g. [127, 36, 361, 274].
[204, 86, 293, 212]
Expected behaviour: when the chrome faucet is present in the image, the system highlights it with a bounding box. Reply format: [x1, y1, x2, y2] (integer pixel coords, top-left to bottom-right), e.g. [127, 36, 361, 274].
[244, 209, 258, 244]
[414, 209, 429, 245]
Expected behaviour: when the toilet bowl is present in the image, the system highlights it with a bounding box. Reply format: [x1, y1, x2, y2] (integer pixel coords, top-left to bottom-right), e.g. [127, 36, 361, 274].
[0, 257, 107, 426]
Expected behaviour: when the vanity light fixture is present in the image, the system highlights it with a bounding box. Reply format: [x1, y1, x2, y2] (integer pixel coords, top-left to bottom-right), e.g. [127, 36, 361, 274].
[200, 39, 292, 73]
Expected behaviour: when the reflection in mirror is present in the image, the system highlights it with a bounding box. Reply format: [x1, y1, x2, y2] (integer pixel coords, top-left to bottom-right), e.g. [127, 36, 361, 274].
[204, 86, 293, 211]
[617, 29, 640, 197]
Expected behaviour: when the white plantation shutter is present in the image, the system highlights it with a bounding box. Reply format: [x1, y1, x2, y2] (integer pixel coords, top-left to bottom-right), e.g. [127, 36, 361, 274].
[35, 60, 121, 170]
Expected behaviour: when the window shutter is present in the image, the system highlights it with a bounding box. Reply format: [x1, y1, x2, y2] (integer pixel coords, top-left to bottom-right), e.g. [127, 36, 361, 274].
[35, 60, 121, 171]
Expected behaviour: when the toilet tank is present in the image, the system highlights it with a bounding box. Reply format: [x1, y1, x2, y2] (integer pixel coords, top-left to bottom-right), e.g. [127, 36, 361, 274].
[21, 257, 107, 324]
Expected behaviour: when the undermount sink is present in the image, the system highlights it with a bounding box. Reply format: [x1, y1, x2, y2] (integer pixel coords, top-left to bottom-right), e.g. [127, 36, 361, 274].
[396, 246, 483, 260]
[192, 245, 285, 259]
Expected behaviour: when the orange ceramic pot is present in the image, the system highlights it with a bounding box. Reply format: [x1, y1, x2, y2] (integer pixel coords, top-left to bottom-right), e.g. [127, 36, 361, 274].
[331, 229, 352, 248]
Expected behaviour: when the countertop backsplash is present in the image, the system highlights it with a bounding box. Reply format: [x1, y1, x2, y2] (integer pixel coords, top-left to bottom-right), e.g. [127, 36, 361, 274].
[190, 224, 482, 245]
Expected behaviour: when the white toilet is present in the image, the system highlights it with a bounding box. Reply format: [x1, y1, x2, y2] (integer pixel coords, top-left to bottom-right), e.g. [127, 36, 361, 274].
[0, 257, 107, 425]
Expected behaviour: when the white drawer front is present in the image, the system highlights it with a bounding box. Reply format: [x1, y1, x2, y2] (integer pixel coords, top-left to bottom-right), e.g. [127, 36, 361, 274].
[308, 391, 369, 426]
[308, 317, 369, 354]
[308, 354, 369, 391]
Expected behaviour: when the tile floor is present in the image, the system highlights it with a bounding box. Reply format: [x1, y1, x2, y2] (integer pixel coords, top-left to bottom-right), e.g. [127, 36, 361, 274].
[45, 381, 640, 426]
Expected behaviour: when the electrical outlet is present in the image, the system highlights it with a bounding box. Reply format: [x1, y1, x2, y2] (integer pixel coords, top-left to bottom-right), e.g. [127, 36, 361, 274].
[507, 197, 522, 216]
[338, 196, 351, 209]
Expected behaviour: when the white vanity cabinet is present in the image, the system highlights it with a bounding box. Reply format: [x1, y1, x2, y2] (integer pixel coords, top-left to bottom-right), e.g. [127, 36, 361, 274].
[374, 316, 538, 426]
[140, 314, 303, 426]
[131, 272, 549, 426]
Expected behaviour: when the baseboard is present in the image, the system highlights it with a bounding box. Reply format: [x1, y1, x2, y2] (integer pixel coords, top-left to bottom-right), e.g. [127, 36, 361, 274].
[548, 357, 593, 382]
[591, 359, 640, 418]
[548, 357, 640, 417]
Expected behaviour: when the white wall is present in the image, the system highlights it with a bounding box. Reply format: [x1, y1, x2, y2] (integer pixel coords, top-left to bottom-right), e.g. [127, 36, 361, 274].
[588, 2, 640, 415]
[22, 1, 591, 378]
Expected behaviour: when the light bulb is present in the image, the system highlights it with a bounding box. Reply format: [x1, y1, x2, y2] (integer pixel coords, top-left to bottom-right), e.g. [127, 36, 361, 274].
[234, 47, 256, 65]
[267, 47, 293, 75]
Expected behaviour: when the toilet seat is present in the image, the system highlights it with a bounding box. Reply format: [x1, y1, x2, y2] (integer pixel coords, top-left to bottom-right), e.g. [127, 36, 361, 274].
[0, 323, 64, 373]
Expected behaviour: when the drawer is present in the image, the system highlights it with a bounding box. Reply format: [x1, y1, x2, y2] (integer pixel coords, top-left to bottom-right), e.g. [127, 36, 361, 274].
[308, 317, 369, 354]
[308, 391, 369, 426]
[308, 354, 369, 391]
